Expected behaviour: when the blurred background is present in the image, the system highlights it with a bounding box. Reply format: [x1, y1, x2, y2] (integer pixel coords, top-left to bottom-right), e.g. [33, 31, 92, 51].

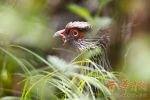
[0, 0, 150, 100]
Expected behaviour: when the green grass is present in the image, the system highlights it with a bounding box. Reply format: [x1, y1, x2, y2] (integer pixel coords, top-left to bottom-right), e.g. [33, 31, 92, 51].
[0, 45, 119, 100]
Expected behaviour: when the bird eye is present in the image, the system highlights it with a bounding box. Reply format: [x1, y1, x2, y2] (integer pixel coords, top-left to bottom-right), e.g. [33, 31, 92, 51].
[72, 31, 78, 36]
[69, 29, 84, 39]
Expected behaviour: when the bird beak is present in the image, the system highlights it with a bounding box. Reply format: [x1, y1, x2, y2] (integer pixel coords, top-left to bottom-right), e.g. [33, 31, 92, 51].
[53, 29, 66, 38]
[53, 29, 67, 45]
[53, 31, 61, 37]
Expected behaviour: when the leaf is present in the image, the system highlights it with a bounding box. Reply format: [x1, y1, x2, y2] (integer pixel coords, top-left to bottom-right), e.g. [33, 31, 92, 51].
[47, 55, 75, 72]
[93, 17, 112, 28]
[67, 4, 93, 22]
[95, 0, 111, 17]
[0, 96, 20, 100]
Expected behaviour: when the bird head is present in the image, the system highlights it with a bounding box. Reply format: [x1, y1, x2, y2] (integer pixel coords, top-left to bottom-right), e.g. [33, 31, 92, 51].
[54, 22, 90, 43]
[53, 21, 110, 52]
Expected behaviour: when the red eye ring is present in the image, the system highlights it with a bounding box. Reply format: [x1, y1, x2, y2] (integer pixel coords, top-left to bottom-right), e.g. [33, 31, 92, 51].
[69, 29, 84, 39]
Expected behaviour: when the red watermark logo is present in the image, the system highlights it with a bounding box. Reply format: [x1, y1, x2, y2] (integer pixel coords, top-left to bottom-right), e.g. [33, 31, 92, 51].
[105, 79, 147, 98]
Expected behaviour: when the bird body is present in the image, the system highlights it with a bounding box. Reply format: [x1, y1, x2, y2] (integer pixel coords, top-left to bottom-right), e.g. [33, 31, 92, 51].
[54, 21, 112, 71]
[53, 21, 112, 97]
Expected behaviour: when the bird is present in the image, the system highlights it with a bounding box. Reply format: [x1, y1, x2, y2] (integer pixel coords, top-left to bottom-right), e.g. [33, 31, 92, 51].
[53, 21, 112, 96]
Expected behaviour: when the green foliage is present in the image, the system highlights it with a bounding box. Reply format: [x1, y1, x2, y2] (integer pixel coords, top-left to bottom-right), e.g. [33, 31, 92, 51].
[0, 45, 117, 100]
[67, 0, 112, 22]
[67, 4, 93, 22]
[67, 2, 112, 37]
[3, 0, 150, 100]
[95, 0, 111, 17]
[0, 3, 53, 49]
[0, 96, 20, 100]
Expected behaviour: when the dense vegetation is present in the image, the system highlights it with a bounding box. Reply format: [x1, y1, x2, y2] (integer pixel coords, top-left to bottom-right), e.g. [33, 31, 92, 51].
[0, 0, 150, 100]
